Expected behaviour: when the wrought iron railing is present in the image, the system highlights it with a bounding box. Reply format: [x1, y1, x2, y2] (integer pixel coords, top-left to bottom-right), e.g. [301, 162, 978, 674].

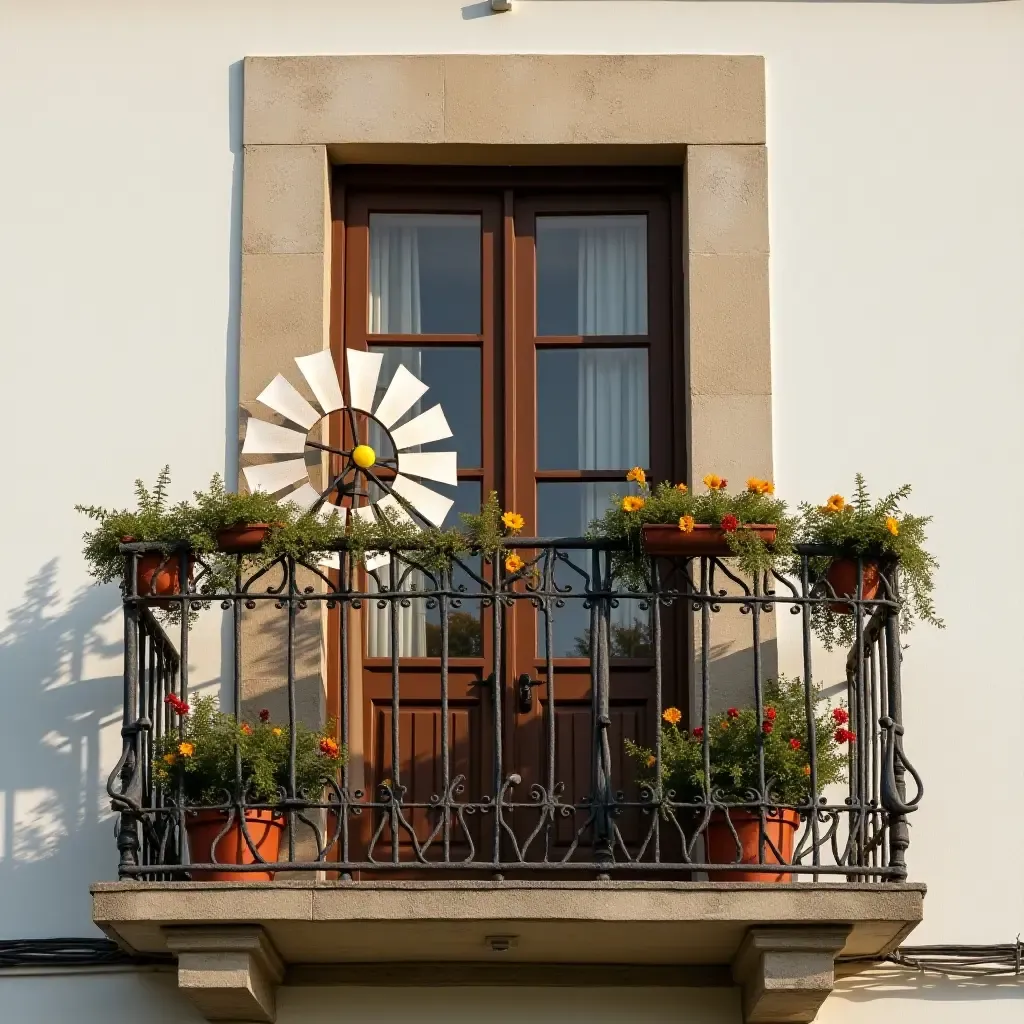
[108, 540, 921, 880]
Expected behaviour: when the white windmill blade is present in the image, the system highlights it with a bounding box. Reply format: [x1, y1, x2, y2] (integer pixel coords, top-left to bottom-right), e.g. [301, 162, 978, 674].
[396, 451, 458, 487]
[346, 349, 384, 412]
[318, 552, 341, 570]
[257, 375, 320, 430]
[295, 351, 345, 413]
[242, 418, 308, 455]
[348, 502, 392, 571]
[390, 405, 453, 452]
[349, 504, 378, 525]
[363, 551, 390, 572]
[372, 364, 429, 429]
[243, 459, 308, 495]
[375, 493, 415, 525]
[390, 474, 455, 528]
[285, 482, 347, 524]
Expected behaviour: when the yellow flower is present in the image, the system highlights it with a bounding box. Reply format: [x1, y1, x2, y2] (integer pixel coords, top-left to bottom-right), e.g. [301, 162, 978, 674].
[820, 494, 846, 513]
[678, 515, 695, 534]
[703, 474, 727, 491]
[720, 720, 730, 730]
[501, 511, 525, 533]
[646, 755, 657, 768]
[163, 753, 177, 766]
[626, 466, 646, 486]
[885, 517, 900, 536]
[505, 553, 524, 574]
[675, 483, 688, 493]
[177, 742, 194, 758]
[272, 727, 283, 737]
[746, 477, 775, 495]
[662, 707, 682, 726]
[621, 495, 645, 512]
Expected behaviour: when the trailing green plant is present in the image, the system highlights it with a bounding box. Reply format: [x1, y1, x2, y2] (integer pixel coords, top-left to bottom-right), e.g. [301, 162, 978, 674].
[588, 469, 796, 588]
[152, 694, 345, 805]
[625, 676, 850, 807]
[191, 473, 292, 544]
[75, 466, 203, 586]
[797, 473, 942, 650]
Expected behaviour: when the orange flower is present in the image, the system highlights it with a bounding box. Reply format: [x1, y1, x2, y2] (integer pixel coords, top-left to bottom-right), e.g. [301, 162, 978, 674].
[662, 707, 682, 726]
[703, 474, 727, 491]
[319, 737, 340, 758]
[802, 764, 811, 777]
[646, 755, 657, 767]
[746, 477, 775, 495]
[885, 517, 899, 536]
[505, 553, 524, 574]
[675, 483, 688, 493]
[621, 496, 645, 512]
[177, 742, 194, 758]
[501, 511, 525, 532]
[163, 753, 177, 766]
[626, 466, 647, 486]
[271, 727, 283, 737]
[720, 720, 730, 730]
[240, 724, 252, 735]
[678, 515, 695, 534]
[821, 494, 846, 513]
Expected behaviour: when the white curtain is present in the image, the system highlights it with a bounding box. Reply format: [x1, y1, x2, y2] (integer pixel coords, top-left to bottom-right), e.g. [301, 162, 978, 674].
[366, 220, 427, 657]
[574, 216, 650, 638]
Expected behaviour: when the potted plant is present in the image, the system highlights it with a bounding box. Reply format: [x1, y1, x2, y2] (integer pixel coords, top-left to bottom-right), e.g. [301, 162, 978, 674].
[192, 473, 292, 554]
[76, 466, 201, 601]
[626, 676, 850, 882]
[797, 474, 942, 650]
[589, 470, 795, 588]
[152, 695, 345, 881]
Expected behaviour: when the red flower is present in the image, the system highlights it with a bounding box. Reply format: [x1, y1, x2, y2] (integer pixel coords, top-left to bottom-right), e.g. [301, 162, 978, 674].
[727, 707, 740, 719]
[720, 514, 739, 533]
[164, 693, 189, 715]
[240, 723, 252, 735]
[832, 707, 849, 725]
[692, 726, 704, 739]
[319, 737, 340, 758]
[834, 727, 856, 744]
[789, 738, 801, 750]
[259, 709, 270, 722]
[762, 721, 774, 735]
[764, 706, 777, 721]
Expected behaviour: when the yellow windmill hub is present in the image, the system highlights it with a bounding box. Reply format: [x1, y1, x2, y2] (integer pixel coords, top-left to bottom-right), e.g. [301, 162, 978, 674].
[352, 444, 376, 469]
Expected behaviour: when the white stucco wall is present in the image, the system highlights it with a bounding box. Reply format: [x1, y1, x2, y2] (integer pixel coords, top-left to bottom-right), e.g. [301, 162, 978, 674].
[1, 0, 1022, 1019]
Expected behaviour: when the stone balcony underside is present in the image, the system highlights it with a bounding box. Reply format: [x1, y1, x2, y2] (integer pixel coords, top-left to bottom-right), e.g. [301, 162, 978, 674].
[93, 881, 923, 1023]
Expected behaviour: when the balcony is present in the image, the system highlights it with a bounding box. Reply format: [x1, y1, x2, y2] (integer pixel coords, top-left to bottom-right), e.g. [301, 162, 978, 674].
[93, 539, 925, 1023]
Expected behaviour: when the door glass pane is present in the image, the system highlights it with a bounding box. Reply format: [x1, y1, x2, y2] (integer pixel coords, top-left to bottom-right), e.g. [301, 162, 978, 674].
[366, 482, 483, 659]
[369, 214, 481, 334]
[536, 215, 647, 336]
[367, 346, 481, 467]
[536, 481, 652, 659]
[537, 348, 649, 470]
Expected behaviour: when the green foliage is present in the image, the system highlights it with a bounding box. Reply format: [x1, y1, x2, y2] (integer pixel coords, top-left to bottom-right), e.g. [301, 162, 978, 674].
[191, 473, 292, 543]
[797, 473, 942, 649]
[625, 676, 848, 806]
[152, 695, 345, 805]
[459, 490, 513, 558]
[588, 475, 796, 588]
[75, 466, 203, 586]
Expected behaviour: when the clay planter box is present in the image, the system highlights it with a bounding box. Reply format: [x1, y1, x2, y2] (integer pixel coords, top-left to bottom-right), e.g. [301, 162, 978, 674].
[133, 554, 194, 606]
[185, 808, 284, 881]
[215, 522, 273, 554]
[825, 558, 881, 614]
[641, 523, 778, 558]
[704, 808, 801, 882]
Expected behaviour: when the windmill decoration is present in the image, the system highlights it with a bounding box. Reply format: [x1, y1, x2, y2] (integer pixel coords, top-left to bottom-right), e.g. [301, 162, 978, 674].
[241, 349, 457, 570]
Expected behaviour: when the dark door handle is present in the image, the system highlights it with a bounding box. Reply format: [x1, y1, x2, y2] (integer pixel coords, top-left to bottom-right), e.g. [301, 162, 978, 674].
[517, 673, 543, 714]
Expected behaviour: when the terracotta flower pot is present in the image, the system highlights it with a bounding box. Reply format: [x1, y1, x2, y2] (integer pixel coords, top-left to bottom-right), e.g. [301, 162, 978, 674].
[703, 808, 801, 882]
[641, 523, 778, 558]
[825, 558, 880, 614]
[133, 553, 195, 606]
[215, 523, 273, 554]
[185, 808, 284, 881]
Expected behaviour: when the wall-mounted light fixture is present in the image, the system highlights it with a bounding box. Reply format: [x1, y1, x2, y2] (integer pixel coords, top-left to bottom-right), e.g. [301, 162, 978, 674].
[491, 0, 513, 11]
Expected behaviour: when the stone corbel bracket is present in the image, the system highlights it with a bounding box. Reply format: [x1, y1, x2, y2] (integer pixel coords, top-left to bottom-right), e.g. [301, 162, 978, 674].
[164, 926, 284, 1023]
[731, 925, 853, 1023]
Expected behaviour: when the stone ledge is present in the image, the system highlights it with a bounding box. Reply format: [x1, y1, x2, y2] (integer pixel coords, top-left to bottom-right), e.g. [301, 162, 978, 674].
[93, 880, 923, 967]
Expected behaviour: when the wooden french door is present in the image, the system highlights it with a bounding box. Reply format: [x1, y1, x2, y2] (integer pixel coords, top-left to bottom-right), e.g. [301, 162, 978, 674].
[333, 172, 683, 867]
